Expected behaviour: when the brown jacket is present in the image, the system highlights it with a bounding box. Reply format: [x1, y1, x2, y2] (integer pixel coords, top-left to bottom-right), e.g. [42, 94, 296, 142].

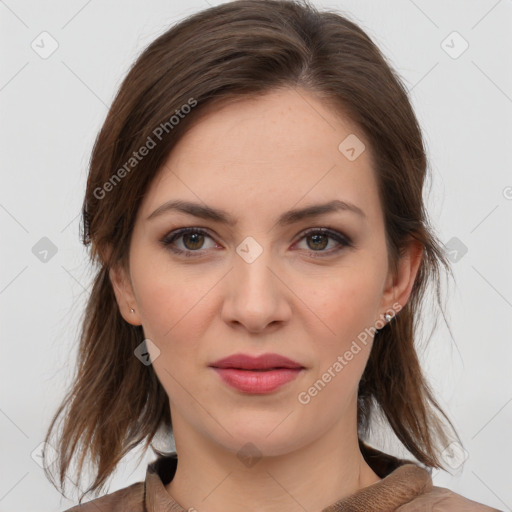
[64, 443, 501, 511]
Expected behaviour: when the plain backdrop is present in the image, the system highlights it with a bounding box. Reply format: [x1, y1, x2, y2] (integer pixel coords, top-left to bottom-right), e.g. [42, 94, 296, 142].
[1, 0, 511, 510]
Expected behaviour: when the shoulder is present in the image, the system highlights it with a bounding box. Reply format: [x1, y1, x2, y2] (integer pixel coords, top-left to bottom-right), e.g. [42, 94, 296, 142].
[61, 481, 145, 512]
[396, 485, 503, 511]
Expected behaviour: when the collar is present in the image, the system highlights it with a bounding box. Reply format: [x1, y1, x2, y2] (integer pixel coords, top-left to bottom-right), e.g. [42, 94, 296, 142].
[144, 442, 433, 512]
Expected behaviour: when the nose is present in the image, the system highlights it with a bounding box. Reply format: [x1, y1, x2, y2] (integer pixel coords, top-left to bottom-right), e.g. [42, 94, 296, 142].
[221, 242, 292, 334]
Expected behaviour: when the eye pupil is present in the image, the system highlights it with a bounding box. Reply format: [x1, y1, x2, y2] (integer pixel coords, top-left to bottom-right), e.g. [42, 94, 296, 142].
[308, 234, 328, 250]
[184, 233, 204, 250]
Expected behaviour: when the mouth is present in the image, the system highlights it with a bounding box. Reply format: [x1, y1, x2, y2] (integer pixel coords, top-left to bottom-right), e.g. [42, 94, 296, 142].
[209, 353, 305, 394]
[224, 367, 293, 371]
[209, 352, 304, 371]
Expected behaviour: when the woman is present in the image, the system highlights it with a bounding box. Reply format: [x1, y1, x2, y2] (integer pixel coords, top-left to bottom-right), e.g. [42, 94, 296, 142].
[43, 0, 500, 510]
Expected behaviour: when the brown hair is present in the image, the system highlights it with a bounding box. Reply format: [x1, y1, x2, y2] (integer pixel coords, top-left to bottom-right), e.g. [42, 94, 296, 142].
[43, 0, 460, 501]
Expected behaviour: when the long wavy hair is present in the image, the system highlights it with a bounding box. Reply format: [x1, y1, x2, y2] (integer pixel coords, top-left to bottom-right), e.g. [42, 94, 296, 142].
[43, 0, 460, 502]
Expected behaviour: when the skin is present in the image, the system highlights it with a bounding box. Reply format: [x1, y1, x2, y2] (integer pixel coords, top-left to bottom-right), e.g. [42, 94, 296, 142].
[110, 87, 423, 512]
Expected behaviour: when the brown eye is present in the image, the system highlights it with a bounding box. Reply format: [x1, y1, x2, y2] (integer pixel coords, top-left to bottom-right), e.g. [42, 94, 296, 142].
[306, 233, 329, 251]
[295, 228, 352, 256]
[182, 232, 206, 250]
[161, 228, 217, 257]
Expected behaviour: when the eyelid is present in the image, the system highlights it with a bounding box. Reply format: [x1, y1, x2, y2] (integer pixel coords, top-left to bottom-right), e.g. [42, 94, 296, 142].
[160, 225, 353, 257]
[160, 227, 217, 254]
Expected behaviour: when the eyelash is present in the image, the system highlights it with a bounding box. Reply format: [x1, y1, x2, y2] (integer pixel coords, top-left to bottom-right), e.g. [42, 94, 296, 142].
[160, 227, 353, 258]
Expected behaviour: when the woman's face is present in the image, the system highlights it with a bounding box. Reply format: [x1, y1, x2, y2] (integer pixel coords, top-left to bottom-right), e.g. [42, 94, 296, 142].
[111, 88, 419, 458]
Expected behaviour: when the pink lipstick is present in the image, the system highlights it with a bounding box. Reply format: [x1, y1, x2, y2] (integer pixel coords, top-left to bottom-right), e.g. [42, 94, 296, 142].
[209, 353, 304, 394]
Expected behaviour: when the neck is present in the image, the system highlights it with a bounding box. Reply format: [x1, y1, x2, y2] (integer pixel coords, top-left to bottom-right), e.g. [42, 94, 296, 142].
[165, 417, 381, 512]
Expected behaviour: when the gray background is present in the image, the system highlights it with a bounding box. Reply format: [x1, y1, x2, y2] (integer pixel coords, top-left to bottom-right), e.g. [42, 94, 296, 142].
[1, 0, 511, 510]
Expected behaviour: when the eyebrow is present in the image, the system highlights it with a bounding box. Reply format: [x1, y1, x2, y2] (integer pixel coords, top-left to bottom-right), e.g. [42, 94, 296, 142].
[146, 199, 366, 226]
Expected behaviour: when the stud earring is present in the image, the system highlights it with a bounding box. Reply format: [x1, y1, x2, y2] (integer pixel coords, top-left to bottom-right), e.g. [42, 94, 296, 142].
[130, 308, 135, 313]
[384, 312, 393, 322]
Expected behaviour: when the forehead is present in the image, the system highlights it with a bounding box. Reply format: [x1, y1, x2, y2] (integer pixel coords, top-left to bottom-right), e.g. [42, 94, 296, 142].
[139, 88, 381, 225]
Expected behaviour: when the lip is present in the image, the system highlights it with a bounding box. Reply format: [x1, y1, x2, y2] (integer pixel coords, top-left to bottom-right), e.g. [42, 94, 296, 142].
[209, 353, 305, 394]
[210, 353, 304, 370]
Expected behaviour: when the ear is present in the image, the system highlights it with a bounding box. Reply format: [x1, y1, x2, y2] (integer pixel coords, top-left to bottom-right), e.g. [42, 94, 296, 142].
[379, 237, 423, 319]
[109, 260, 142, 326]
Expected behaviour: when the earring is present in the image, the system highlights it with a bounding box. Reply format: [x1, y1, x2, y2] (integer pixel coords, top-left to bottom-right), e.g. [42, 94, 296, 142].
[384, 313, 393, 322]
[130, 308, 135, 313]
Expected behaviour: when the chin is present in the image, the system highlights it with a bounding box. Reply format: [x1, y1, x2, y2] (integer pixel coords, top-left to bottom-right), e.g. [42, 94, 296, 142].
[210, 422, 309, 460]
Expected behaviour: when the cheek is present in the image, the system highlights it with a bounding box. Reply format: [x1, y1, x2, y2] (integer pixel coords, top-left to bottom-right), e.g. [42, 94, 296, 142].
[299, 260, 385, 404]
[132, 265, 211, 395]
[130, 243, 209, 333]
[302, 274, 381, 409]
[308, 264, 385, 347]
